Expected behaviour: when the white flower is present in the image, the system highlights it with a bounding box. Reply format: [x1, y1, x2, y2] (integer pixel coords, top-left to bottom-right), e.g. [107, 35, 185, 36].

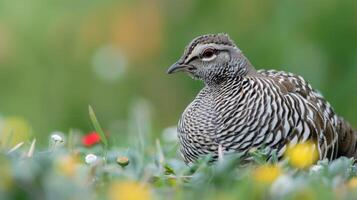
[85, 154, 98, 165]
[50, 133, 64, 143]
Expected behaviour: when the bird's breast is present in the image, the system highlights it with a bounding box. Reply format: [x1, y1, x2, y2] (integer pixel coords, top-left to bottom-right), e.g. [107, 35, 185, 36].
[177, 90, 220, 162]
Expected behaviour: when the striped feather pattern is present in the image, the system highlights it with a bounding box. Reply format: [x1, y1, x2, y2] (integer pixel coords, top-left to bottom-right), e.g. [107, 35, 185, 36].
[177, 69, 356, 164]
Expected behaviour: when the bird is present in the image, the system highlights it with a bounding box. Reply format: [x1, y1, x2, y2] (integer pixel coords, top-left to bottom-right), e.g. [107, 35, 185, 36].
[167, 33, 357, 164]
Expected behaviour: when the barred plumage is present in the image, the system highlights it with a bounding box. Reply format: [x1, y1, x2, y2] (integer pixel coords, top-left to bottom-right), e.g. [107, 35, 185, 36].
[167, 33, 357, 164]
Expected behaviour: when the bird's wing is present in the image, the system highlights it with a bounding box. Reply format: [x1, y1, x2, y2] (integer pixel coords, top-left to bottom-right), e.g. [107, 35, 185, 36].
[258, 69, 339, 160]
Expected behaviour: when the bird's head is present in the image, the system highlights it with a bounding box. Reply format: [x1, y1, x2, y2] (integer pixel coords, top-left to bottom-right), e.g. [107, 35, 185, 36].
[167, 33, 255, 85]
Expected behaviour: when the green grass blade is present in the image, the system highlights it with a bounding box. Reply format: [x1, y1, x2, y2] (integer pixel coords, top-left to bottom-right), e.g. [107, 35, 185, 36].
[88, 105, 108, 148]
[27, 139, 36, 158]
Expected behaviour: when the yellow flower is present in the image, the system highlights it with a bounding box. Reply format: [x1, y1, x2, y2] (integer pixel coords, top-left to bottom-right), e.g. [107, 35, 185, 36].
[285, 141, 319, 169]
[108, 181, 152, 200]
[347, 177, 357, 189]
[0, 117, 30, 146]
[253, 165, 282, 184]
[56, 154, 80, 177]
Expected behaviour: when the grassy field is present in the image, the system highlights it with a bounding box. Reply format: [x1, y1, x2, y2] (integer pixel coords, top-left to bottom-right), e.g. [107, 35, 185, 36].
[0, 107, 357, 200]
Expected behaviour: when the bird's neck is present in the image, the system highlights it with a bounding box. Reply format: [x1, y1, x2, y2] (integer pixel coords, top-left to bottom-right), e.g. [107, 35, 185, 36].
[236, 55, 257, 76]
[204, 57, 255, 87]
[205, 75, 243, 90]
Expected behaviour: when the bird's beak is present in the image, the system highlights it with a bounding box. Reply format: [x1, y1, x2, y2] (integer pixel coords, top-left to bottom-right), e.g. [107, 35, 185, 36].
[167, 62, 186, 74]
[167, 62, 196, 74]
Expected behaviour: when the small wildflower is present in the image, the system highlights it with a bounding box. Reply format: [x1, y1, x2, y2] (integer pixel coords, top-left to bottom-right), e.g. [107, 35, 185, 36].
[116, 156, 129, 167]
[108, 181, 152, 200]
[82, 132, 101, 147]
[57, 154, 80, 177]
[285, 141, 319, 169]
[51, 133, 64, 143]
[85, 153, 98, 165]
[253, 165, 282, 184]
[347, 177, 357, 189]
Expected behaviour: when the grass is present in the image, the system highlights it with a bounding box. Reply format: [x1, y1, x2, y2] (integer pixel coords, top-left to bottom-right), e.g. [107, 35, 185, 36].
[0, 106, 357, 200]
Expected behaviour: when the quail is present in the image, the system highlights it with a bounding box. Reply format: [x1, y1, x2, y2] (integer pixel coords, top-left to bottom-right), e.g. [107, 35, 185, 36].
[167, 33, 357, 164]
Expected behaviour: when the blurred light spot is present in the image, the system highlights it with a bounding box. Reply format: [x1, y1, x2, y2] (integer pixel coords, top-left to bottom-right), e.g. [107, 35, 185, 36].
[162, 126, 177, 143]
[92, 45, 127, 82]
[111, 1, 163, 61]
[270, 175, 295, 197]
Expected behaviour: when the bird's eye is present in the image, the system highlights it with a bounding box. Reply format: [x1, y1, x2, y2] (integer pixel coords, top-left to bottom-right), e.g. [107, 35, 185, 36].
[201, 48, 216, 59]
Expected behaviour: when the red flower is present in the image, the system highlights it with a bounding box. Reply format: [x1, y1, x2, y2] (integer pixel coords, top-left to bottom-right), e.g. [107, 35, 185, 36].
[82, 132, 101, 147]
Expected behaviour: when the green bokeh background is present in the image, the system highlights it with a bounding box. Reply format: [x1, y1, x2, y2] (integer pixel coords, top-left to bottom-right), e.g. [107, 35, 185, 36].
[0, 0, 356, 141]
